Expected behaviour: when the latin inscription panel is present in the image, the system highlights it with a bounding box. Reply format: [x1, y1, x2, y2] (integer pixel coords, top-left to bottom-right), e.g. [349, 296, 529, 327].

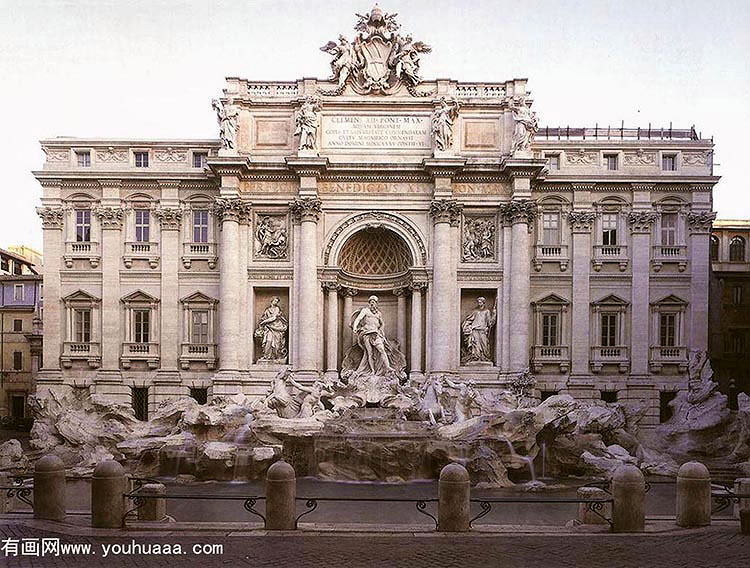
[321, 115, 431, 150]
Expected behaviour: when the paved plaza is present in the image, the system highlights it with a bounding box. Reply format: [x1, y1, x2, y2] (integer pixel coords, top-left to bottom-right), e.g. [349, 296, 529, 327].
[1, 519, 748, 568]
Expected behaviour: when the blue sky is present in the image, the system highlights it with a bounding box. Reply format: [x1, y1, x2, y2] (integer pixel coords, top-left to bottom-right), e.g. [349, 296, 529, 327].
[1, 0, 747, 249]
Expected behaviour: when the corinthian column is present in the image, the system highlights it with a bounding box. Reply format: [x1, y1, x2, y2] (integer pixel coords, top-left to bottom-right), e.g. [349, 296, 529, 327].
[568, 210, 596, 376]
[36, 206, 65, 382]
[409, 282, 426, 380]
[687, 210, 716, 351]
[95, 205, 124, 374]
[341, 287, 358, 354]
[628, 209, 658, 375]
[323, 282, 340, 379]
[429, 199, 462, 374]
[290, 197, 322, 375]
[154, 204, 182, 373]
[214, 198, 250, 375]
[506, 200, 536, 373]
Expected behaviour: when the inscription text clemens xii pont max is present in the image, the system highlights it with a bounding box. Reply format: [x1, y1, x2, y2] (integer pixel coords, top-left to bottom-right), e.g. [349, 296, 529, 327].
[322, 115, 431, 149]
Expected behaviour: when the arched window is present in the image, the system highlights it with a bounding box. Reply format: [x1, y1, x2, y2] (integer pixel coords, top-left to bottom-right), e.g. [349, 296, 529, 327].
[730, 236, 746, 262]
[710, 235, 720, 261]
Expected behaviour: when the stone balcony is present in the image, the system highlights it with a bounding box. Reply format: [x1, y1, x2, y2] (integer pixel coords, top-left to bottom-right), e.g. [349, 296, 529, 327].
[121, 342, 159, 369]
[531, 345, 570, 373]
[592, 245, 629, 272]
[649, 345, 688, 373]
[180, 343, 218, 370]
[181, 242, 218, 269]
[590, 346, 629, 373]
[64, 241, 100, 268]
[532, 244, 569, 272]
[651, 245, 687, 272]
[61, 341, 101, 369]
[123, 241, 159, 269]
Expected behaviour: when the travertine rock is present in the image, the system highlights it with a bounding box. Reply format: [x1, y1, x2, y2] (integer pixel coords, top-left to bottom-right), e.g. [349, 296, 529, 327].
[0, 440, 28, 471]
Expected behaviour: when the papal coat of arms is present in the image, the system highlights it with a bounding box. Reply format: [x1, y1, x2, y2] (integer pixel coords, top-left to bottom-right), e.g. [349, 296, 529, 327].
[320, 5, 432, 96]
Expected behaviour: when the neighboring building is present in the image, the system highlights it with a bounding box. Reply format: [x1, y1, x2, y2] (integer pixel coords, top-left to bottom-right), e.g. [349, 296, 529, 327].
[31, 6, 719, 427]
[709, 220, 750, 405]
[8, 245, 43, 270]
[0, 275, 43, 421]
[0, 247, 38, 276]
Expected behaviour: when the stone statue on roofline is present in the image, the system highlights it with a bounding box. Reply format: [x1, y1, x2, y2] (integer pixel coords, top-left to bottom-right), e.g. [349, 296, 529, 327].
[511, 101, 538, 155]
[211, 99, 238, 150]
[295, 96, 321, 152]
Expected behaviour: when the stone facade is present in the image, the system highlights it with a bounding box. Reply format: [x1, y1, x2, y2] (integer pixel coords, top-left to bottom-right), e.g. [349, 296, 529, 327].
[709, 220, 750, 405]
[32, 7, 719, 427]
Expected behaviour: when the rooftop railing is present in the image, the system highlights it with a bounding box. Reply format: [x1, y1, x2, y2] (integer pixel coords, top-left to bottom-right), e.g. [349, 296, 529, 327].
[535, 123, 703, 141]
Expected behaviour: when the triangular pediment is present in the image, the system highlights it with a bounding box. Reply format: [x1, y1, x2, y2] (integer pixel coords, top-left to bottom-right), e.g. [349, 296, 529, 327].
[121, 289, 160, 304]
[651, 294, 688, 306]
[592, 294, 629, 306]
[180, 291, 218, 305]
[62, 289, 100, 303]
[532, 293, 569, 306]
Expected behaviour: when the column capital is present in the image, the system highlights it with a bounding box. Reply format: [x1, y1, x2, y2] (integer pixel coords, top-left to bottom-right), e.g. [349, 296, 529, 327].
[568, 210, 596, 233]
[502, 199, 537, 225]
[154, 207, 183, 230]
[36, 207, 65, 229]
[429, 199, 463, 226]
[94, 206, 124, 229]
[409, 281, 428, 292]
[214, 197, 251, 224]
[341, 286, 359, 297]
[393, 287, 409, 297]
[628, 210, 658, 233]
[289, 197, 322, 224]
[686, 210, 717, 234]
[321, 281, 341, 293]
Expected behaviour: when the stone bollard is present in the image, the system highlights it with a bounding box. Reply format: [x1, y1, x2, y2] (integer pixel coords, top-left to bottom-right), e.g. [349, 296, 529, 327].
[265, 461, 296, 530]
[676, 461, 711, 528]
[92, 460, 126, 528]
[612, 465, 645, 532]
[577, 487, 611, 525]
[733, 478, 750, 520]
[137, 483, 167, 522]
[438, 463, 470, 532]
[34, 455, 66, 521]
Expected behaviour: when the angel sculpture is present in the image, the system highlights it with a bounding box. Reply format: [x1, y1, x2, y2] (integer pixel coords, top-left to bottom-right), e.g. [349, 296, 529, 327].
[391, 35, 431, 86]
[511, 102, 539, 154]
[211, 99, 238, 150]
[431, 97, 460, 152]
[320, 35, 359, 88]
[294, 97, 321, 151]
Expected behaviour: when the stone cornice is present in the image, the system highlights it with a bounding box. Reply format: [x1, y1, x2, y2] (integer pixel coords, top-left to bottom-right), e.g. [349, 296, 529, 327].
[153, 207, 183, 230]
[429, 199, 463, 226]
[686, 211, 717, 233]
[213, 198, 251, 224]
[628, 210, 658, 233]
[289, 197, 322, 224]
[568, 210, 596, 233]
[94, 206, 124, 229]
[285, 157, 329, 179]
[36, 207, 65, 229]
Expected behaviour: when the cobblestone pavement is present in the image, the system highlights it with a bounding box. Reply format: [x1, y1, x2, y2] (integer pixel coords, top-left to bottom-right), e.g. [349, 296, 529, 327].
[1, 521, 748, 568]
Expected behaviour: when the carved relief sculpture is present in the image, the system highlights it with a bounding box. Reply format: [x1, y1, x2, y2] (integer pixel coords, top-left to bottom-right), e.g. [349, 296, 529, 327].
[431, 97, 459, 152]
[319, 5, 432, 96]
[255, 215, 289, 259]
[295, 97, 321, 151]
[511, 102, 538, 154]
[254, 297, 289, 363]
[461, 297, 496, 364]
[211, 99, 238, 150]
[623, 149, 656, 166]
[462, 216, 496, 261]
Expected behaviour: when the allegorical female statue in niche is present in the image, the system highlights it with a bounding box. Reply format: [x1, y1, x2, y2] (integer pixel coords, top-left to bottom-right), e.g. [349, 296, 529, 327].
[340, 295, 407, 404]
[461, 297, 496, 364]
[254, 297, 288, 363]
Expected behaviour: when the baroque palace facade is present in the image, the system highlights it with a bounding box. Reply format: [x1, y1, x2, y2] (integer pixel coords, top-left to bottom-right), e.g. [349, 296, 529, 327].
[33, 7, 718, 427]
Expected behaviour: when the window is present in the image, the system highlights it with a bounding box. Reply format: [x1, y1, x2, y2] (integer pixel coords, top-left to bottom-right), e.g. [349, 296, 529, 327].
[710, 235, 720, 261]
[541, 313, 558, 346]
[76, 151, 91, 167]
[540, 390, 558, 402]
[601, 312, 618, 347]
[604, 154, 618, 171]
[542, 212, 560, 245]
[76, 210, 91, 242]
[661, 213, 677, 246]
[662, 154, 677, 171]
[135, 209, 150, 242]
[660, 391, 676, 423]
[132, 387, 149, 421]
[191, 310, 209, 344]
[730, 236, 746, 262]
[733, 286, 743, 305]
[190, 387, 208, 405]
[0, 258, 7, 271]
[546, 154, 560, 171]
[134, 309, 150, 343]
[193, 152, 208, 168]
[12, 261, 21, 275]
[13, 284, 23, 301]
[659, 313, 677, 347]
[13, 319, 22, 332]
[13, 351, 22, 370]
[601, 391, 618, 403]
[10, 394, 25, 419]
[730, 330, 745, 353]
[602, 213, 618, 246]
[74, 309, 91, 342]
[134, 151, 149, 168]
[193, 210, 209, 243]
